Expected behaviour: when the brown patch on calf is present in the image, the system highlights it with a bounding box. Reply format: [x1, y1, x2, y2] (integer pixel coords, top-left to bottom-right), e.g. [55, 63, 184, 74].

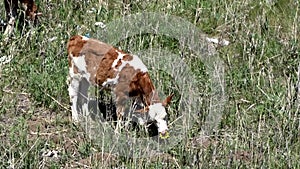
[122, 54, 133, 61]
[95, 48, 119, 85]
[115, 59, 122, 69]
[112, 64, 160, 106]
[67, 35, 114, 84]
[112, 65, 139, 110]
[67, 35, 87, 73]
[131, 72, 160, 106]
[114, 53, 132, 70]
[81, 38, 113, 84]
[67, 35, 87, 57]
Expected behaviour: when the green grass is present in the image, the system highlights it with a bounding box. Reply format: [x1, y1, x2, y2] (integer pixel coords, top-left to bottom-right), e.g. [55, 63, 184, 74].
[1, 0, 299, 168]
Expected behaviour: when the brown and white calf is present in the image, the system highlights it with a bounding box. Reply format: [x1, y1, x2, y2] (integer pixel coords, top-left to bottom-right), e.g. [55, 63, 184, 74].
[4, 0, 41, 36]
[67, 35, 173, 137]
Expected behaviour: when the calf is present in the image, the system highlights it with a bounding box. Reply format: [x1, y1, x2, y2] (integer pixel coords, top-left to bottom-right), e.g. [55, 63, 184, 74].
[67, 35, 173, 138]
[3, 0, 41, 36]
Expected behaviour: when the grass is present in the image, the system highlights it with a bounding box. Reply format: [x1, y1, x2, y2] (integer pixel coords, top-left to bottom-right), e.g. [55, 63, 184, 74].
[0, 0, 299, 168]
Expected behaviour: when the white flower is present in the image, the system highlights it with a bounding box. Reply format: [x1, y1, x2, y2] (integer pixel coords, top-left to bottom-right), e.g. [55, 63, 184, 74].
[95, 21, 106, 28]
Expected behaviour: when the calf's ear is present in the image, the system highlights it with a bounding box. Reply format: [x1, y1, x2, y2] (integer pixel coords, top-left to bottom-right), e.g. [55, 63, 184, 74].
[162, 94, 174, 107]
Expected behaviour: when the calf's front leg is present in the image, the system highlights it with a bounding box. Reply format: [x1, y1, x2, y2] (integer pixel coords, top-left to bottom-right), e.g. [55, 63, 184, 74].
[68, 77, 80, 122]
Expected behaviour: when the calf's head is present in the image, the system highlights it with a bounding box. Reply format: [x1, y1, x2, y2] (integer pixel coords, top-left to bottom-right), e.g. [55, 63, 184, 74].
[146, 94, 173, 138]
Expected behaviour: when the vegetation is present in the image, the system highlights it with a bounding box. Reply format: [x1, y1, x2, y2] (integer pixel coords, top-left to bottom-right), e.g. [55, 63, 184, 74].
[0, 0, 299, 168]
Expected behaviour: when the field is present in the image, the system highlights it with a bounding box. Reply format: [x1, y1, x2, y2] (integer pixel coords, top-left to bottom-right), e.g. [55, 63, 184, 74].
[0, 0, 299, 168]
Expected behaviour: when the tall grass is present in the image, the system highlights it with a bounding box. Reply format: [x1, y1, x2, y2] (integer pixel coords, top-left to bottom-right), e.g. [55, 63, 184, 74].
[0, 0, 299, 168]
